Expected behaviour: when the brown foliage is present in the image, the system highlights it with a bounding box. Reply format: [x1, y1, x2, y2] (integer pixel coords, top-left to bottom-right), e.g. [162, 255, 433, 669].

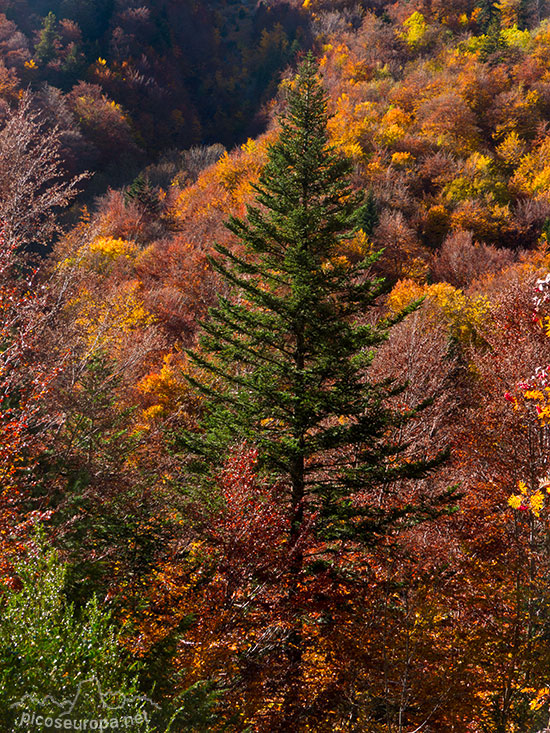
[431, 230, 515, 287]
[0, 93, 86, 248]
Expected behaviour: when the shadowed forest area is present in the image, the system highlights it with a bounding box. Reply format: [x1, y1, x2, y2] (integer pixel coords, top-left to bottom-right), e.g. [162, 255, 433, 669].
[0, 0, 310, 195]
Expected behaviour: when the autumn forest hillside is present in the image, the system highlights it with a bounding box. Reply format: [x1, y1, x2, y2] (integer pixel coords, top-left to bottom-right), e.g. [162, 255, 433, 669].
[6, 0, 550, 731]
[0, 0, 309, 195]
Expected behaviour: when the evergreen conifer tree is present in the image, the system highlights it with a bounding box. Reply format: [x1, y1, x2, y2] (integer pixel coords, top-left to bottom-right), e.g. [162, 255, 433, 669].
[184, 53, 448, 545]
[357, 188, 379, 237]
[125, 173, 161, 217]
[181, 52, 452, 723]
[35, 12, 60, 66]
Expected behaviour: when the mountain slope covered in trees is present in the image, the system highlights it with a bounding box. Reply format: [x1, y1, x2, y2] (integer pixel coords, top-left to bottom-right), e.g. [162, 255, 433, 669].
[4, 1, 550, 731]
[0, 0, 310, 191]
